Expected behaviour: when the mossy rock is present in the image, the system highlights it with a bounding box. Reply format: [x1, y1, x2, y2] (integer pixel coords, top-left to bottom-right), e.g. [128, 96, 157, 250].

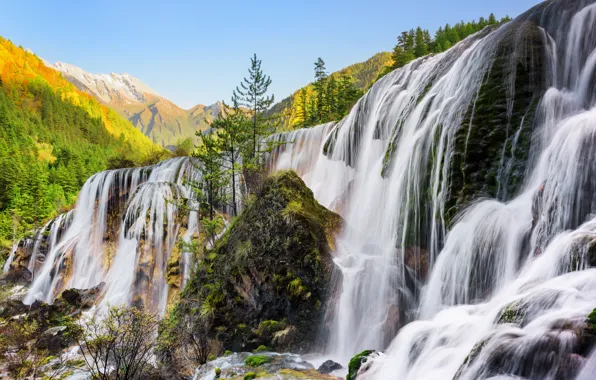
[245, 355, 272, 367]
[244, 372, 257, 380]
[171, 171, 342, 353]
[347, 350, 376, 380]
[496, 302, 525, 325]
[253, 345, 270, 353]
[446, 20, 548, 226]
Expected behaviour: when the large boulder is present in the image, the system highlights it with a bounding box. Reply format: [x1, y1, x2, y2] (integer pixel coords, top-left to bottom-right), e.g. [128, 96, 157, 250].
[60, 281, 105, 309]
[172, 171, 342, 353]
[317, 360, 343, 374]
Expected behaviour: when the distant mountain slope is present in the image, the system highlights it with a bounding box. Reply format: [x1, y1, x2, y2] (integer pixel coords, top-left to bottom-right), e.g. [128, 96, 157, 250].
[49, 61, 216, 147]
[0, 36, 161, 251]
[269, 52, 392, 131]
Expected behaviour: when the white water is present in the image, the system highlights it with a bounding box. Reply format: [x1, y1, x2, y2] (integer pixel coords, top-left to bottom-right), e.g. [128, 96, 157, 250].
[268, 0, 596, 378]
[19, 157, 201, 314]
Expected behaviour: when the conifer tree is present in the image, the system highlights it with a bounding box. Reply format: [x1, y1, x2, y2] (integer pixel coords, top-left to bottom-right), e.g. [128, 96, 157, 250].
[296, 88, 309, 128]
[414, 27, 429, 58]
[314, 58, 328, 122]
[326, 75, 338, 120]
[233, 54, 274, 159]
[216, 98, 250, 216]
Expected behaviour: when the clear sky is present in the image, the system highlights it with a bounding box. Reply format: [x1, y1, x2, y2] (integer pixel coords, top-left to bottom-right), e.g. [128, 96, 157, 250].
[3, 0, 540, 109]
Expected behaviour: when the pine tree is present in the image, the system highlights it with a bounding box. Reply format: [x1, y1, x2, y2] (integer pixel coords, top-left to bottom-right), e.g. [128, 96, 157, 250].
[488, 13, 497, 25]
[326, 75, 338, 121]
[194, 131, 225, 220]
[295, 88, 309, 128]
[233, 54, 274, 160]
[414, 27, 429, 58]
[313, 58, 328, 123]
[207, 97, 250, 216]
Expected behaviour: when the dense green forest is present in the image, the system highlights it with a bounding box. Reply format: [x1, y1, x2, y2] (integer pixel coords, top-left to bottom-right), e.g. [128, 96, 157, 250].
[267, 53, 392, 131]
[0, 37, 161, 255]
[384, 13, 512, 73]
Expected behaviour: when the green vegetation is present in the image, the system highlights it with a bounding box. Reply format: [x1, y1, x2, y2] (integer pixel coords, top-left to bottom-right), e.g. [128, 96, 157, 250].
[446, 21, 547, 225]
[253, 345, 270, 353]
[244, 372, 257, 380]
[267, 53, 391, 130]
[159, 171, 341, 365]
[78, 306, 159, 380]
[347, 350, 375, 380]
[244, 355, 271, 367]
[384, 14, 511, 74]
[0, 37, 162, 258]
[234, 54, 275, 160]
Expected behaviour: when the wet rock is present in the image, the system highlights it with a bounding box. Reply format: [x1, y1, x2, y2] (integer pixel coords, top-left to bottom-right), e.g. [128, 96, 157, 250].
[35, 325, 71, 352]
[60, 281, 105, 309]
[272, 325, 298, 348]
[317, 359, 342, 374]
[0, 285, 30, 318]
[0, 265, 32, 286]
[347, 350, 377, 380]
[193, 352, 319, 380]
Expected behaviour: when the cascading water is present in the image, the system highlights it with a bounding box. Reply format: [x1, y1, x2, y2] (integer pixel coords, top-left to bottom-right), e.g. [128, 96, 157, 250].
[11, 157, 202, 314]
[267, 0, 596, 377]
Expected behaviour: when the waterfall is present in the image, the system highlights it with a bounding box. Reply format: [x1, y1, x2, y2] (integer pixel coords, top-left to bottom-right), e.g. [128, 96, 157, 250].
[18, 157, 201, 314]
[267, 0, 596, 377]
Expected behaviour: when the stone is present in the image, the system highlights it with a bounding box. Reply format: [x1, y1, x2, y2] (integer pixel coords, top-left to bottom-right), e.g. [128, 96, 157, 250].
[60, 282, 105, 309]
[35, 326, 70, 352]
[317, 360, 342, 374]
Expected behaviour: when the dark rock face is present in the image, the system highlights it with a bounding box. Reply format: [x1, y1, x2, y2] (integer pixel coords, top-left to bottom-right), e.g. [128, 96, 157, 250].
[174, 171, 342, 353]
[35, 326, 71, 352]
[60, 282, 105, 309]
[0, 265, 32, 286]
[446, 20, 549, 226]
[317, 360, 342, 374]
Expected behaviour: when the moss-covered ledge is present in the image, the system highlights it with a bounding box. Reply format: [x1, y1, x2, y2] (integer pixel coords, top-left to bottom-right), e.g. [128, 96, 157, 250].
[165, 170, 342, 358]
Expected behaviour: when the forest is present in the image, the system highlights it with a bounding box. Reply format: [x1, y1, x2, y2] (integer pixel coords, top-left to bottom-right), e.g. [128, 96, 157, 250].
[0, 37, 161, 257]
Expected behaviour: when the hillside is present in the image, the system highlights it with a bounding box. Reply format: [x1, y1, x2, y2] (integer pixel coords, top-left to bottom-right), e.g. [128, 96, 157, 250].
[0, 37, 161, 252]
[49, 61, 217, 147]
[268, 52, 392, 131]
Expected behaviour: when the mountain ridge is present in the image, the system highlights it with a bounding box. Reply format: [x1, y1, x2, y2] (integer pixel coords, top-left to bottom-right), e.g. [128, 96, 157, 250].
[47, 60, 217, 147]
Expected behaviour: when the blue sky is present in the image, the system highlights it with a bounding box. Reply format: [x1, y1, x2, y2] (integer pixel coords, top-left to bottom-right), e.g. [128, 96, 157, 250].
[3, 0, 540, 108]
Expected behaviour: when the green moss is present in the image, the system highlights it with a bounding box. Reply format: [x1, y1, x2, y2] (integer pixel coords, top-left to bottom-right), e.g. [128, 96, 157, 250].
[347, 350, 375, 380]
[224, 350, 233, 356]
[171, 171, 341, 353]
[256, 320, 286, 337]
[587, 307, 596, 334]
[245, 355, 272, 367]
[253, 345, 270, 353]
[496, 302, 524, 324]
[244, 372, 257, 380]
[445, 22, 547, 226]
[208, 354, 216, 361]
[215, 367, 222, 377]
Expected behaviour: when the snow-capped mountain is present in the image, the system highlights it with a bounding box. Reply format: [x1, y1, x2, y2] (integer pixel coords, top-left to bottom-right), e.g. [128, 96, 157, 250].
[50, 61, 160, 105]
[47, 60, 217, 147]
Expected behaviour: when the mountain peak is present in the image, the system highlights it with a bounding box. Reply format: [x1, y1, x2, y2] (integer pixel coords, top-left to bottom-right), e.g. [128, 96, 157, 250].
[49, 61, 160, 104]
